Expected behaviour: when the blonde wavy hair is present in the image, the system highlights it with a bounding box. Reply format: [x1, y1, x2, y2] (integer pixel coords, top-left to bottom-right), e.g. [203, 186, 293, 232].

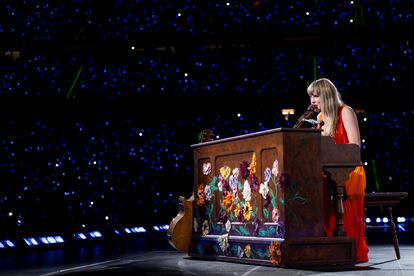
[307, 78, 343, 137]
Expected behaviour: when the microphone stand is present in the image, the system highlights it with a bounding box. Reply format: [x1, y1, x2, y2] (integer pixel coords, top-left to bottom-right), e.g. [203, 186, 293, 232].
[293, 105, 315, 128]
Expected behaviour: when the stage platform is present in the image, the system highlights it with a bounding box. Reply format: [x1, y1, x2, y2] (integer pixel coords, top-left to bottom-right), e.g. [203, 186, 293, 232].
[0, 232, 413, 275]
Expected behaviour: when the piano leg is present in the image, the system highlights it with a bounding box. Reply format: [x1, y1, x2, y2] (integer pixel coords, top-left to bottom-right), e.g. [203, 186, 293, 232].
[323, 165, 357, 237]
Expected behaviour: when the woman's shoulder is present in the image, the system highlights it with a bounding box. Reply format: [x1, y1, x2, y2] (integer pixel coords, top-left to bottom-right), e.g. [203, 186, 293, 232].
[341, 104, 355, 115]
[340, 104, 358, 120]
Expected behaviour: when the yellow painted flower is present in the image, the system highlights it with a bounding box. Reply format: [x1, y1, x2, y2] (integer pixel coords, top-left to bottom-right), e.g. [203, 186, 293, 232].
[243, 201, 252, 221]
[269, 240, 282, 265]
[202, 220, 209, 236]
[196, 183, 205, 206]
[223, 191, 234, 213]
[234, 203, 240, 218]
[244, 244, 251, 258]
[220, 165, 231, 179]
[248, 152, 257, 175]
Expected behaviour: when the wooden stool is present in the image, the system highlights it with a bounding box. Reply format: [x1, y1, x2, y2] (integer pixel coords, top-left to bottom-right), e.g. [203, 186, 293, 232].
[364, 192, 408, 259]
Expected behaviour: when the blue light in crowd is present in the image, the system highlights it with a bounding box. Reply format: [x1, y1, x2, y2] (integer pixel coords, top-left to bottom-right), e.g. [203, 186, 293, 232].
[153, 224, 169, 231]
[131, 226, 146, 233]
[23, 238, 39, 246]
[89, 231, 102, 238]
[365, 216, 408, 224]
[0, 240, 16, 248]
[397, 217, 406, 223]
[5, 240, 16, 247]
[75, 233, 87, 240]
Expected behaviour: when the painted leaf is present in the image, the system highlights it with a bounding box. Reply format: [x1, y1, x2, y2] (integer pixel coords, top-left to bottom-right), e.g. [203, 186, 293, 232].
[239, 225, 251, 236]
[263, 208, 269, 219]
[209, 176, 218, 191]
[269, 189, 277, 208]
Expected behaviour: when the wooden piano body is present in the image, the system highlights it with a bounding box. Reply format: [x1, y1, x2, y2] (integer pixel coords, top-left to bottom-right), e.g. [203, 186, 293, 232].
[169, 128, 361, 267]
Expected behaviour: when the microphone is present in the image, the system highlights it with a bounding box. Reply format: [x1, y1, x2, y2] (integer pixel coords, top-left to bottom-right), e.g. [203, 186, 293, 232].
[293, 105, 315, 128]
[302, 118, 324, 128]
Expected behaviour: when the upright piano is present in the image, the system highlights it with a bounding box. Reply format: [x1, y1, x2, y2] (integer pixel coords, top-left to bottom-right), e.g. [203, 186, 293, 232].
[168, 128, 361, 267]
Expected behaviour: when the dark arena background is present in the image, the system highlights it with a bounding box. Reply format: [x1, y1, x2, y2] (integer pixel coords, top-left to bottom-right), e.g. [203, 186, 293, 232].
[0, 0, 413, 272]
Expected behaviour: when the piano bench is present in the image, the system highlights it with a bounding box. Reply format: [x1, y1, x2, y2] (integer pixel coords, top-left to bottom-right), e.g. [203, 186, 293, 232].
[363, 191, 408, 259]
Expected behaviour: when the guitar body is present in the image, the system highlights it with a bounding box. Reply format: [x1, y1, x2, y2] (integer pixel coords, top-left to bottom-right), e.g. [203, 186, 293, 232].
[167, 194, 194, 253]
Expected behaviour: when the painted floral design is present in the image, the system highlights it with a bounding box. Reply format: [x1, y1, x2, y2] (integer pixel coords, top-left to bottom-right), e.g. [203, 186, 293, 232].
[264, 167, 272, 183]
[223, 191, 234, 213]
[244, 244, 251, 258]
[225, 220, 231, 232]
[202, 220, 209, 236]
[218, 175, 230, 195]
[218, 209, 228, 223]
[237, 205, 245, 223]
[239, 160, 250, 179]
[232, 168, 240, 179]
[203, 162, 212, 175]
[237, 246, 244, 258]
[218, 233, 229, 253]
[272, 208, 280, 223]
[204, 184, 212, 201]
[234, 203, 240, 218]
[243, 201, 252, 221]
[259, 181, 269, 199]
[220, 165, 231, 179]
[193, 152, 310, 262]
[269, 240, 282, 265]
[242, 179, 251, 202]
[229, 174, 238, 197]
[276, 222, 285, 237]
[264, 193, 271, 208]
[253, 218, 260, 236]
[249, 173, 259, 193]
[248, 152, 257, 175]
[271, 159, 279, 177]
[196, 183, 205, 206]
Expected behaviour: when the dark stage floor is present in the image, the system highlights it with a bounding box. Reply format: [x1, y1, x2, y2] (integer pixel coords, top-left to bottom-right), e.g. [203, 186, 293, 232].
[1, 232, 413, 276]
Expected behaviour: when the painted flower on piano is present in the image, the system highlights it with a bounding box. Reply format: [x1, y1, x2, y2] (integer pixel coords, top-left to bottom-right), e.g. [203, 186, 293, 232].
[223, 191, 234, 213]
[249, 173, 259, 193]
[202, 220, 209, 236]
[229, 174, 239, 197]
[243, 201, 253, 221]
[244, 244, 252, 258]
[269, 240, 282, 265]
[218, 233, 229, 254]
[196, 183, 205, 206]
[218, 174, 230, 195]
[234, 203, 240, 218]
[259, 178, 269, 199]
[272, 208, 280, 223]
[204, 184, 212, 201]
[202, 162, 211, 175]
[248, 152, 257, 175]
[220, 165, 231, 179]
[239, 160, 250, 179]
[242, 179, 251, 202]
